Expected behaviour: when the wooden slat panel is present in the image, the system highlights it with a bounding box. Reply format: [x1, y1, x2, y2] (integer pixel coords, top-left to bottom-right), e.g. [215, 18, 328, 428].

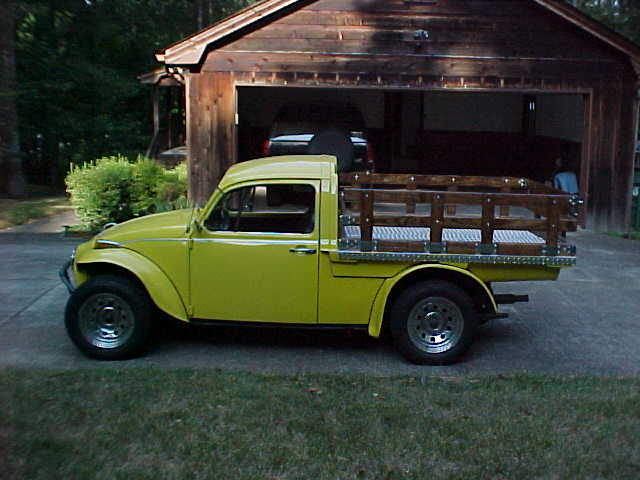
[310, 0, 562, 17]
[341, 172, 562, 193]
[204, 51, 623, 80]
[277, 9, 596, 34]
[375, 240, 426, 252]
[342, 188, 571, 211]
[243, 25, 609, 45]
[222, 36, 614, 61]
[369, 241, 546, 256]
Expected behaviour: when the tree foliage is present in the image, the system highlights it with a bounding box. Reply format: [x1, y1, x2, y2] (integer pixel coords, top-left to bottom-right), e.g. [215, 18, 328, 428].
[15, 0, 256, 188]
[568, 0, 640, 45]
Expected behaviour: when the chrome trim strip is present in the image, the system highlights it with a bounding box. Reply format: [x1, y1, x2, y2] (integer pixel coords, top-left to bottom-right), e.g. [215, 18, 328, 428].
[120, 238, 186, 244]
[336, 250, 576, 266]
[193, 238, 316, 246]
[95, 239, 122, 248]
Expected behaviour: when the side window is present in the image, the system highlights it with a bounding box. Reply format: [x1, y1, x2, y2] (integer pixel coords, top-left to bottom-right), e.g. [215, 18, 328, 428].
[205, 184, 315, 234]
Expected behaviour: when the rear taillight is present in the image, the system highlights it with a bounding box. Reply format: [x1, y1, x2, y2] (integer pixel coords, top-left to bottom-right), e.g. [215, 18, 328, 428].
[261, 139, 270, 157]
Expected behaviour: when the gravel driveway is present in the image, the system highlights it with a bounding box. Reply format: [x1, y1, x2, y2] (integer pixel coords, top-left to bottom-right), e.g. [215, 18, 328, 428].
[0, 228, 639, 376]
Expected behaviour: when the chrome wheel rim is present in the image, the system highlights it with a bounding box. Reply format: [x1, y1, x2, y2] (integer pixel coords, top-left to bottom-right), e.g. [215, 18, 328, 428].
[78, 293, 135, 349]
[407, 296, 464, 353]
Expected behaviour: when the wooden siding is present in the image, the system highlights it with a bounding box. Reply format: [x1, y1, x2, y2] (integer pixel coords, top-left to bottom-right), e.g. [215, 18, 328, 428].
[186, 72, 236, 204]
[205, 0, 629, 82]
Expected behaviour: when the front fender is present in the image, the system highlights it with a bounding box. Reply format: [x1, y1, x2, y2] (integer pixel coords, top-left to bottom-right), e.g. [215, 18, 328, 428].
[367, 264, 497, 338]
[75, 248, 189, 322]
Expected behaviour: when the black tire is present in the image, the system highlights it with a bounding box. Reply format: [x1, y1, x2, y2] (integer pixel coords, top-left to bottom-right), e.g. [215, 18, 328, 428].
[65, 275, 153, 360]
[390, 280, 477, 365]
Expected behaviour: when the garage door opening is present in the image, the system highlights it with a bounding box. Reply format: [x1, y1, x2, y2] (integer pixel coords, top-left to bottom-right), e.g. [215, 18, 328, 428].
[237, 86, 585, 191]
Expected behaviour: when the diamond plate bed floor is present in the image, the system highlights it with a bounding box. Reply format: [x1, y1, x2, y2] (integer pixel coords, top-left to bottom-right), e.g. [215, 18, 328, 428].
[343, 226, 546, 244]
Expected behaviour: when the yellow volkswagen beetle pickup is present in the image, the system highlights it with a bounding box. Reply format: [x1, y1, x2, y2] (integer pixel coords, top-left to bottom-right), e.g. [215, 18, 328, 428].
[60, 155, 578, 364]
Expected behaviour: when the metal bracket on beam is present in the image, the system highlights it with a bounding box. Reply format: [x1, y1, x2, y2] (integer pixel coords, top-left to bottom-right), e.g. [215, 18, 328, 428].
[540, 245, 559, 256]
[338, 238, 358, 250]
[360, 240, 378, 252]
[558, 244, 577, 256]
[427, 242, 447, 254]
[339, 215, 357, 227]
[476, 243, 498, 255]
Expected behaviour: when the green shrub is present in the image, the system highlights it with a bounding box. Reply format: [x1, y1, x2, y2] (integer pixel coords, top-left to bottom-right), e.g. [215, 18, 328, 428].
[152, 162, 188, 212]
[7, 204, 46, 225]
[66, 155, 187, 230]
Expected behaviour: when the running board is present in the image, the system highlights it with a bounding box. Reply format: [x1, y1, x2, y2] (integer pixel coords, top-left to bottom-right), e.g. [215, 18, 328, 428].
[189, 319, 368, 331]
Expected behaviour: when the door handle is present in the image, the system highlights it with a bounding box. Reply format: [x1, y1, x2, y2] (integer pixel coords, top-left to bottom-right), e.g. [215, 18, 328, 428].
[289, 247, 317, 255]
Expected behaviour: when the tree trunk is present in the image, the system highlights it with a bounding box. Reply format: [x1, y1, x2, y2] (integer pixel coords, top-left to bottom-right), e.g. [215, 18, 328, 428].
[0, 0, 26, 197]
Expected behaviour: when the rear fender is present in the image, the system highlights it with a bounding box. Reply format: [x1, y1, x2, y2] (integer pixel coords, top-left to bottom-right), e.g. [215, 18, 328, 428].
[367, 264, 497, 338]
[75, 248, 188, 322]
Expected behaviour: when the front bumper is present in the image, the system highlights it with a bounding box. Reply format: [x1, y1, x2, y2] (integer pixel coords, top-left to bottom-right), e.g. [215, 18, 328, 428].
[59, 258, 75, 293]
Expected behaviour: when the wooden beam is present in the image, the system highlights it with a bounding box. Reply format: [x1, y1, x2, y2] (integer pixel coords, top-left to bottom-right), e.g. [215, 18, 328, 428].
[187, 72, 236, 205]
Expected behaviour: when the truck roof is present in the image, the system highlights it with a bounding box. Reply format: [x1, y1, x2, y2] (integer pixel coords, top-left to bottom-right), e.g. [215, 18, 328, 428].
[218, 155, 336, 189]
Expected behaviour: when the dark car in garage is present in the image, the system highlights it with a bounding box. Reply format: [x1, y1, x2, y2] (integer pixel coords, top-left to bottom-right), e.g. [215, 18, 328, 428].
[262, 102, 375, 172]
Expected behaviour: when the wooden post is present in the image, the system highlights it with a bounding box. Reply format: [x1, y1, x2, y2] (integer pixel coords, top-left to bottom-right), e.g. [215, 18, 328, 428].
[546, 198, 560, 250]
[152, 86, 160, 138]
[406, 179, 416, 214]
[499, 185, 510, 217]
[430, 193, 444, 246]
[360, 189, 374, 250]
[481, 196, 494, 247]
[579, 92, 592, 229]
[187, 72, 236, 205]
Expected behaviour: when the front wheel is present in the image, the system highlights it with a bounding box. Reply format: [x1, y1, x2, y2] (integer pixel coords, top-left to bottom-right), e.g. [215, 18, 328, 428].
[65, 275, 153, 360]
[390, 280, 477, 365]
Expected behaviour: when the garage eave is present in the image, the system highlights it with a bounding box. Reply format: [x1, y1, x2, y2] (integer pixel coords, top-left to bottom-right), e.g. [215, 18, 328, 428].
[160, 0, 311, 67]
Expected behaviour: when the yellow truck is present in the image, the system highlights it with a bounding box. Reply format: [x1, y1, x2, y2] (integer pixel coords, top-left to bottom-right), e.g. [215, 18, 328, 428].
[60, 155, 579, 364]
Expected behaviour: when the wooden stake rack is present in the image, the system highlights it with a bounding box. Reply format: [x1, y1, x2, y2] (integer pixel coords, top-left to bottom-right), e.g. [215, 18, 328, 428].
[337, 173, 580, 265]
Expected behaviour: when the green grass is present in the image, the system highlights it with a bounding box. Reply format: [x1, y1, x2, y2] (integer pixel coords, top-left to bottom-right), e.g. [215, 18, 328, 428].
[2, 369, 639, 480]
[0, 196, 71, 229]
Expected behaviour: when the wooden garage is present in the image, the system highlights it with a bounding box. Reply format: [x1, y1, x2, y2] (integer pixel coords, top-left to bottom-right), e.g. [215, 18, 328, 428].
[155, 0, 640, 231]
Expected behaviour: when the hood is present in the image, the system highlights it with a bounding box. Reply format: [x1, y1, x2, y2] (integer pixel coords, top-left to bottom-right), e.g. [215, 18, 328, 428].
[96, 209, 194, 243]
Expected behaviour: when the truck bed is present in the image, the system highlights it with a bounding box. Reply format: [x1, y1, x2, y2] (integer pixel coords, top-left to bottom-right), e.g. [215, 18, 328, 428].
[338, 172, 579, 266]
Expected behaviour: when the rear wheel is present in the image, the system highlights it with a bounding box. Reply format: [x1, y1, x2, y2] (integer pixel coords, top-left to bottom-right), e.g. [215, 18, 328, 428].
[390, 280, 477, 365]
[65, 275, 152, 360]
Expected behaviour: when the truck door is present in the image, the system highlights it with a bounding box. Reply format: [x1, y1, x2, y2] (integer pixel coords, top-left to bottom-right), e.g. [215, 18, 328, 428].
[189, 181, 320, 324]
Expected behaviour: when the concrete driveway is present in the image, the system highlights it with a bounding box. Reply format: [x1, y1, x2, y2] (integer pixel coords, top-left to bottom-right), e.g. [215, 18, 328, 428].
[0, 227, 639, 376]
